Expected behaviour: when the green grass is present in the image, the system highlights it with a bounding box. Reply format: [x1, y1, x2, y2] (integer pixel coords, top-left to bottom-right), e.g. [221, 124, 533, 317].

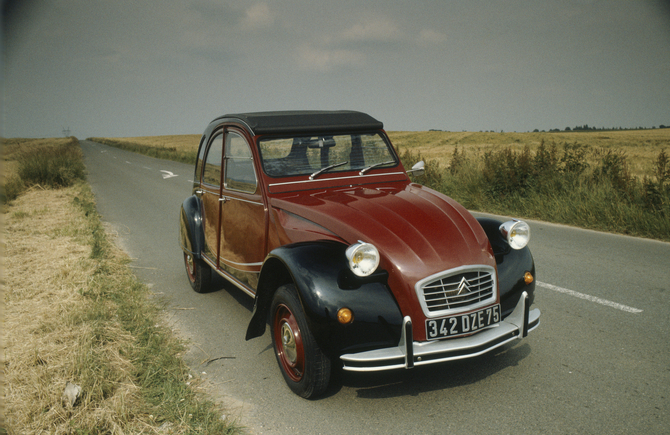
[18, 141, 86, 187]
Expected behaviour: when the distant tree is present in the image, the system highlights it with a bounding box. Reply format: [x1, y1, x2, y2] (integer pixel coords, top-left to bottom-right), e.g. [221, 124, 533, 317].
[565, 127, 572, 131]
[533, 129, 539, 132]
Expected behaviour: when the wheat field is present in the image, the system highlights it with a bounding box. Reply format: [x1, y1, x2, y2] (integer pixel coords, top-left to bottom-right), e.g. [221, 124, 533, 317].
[388, 129, 670, 178]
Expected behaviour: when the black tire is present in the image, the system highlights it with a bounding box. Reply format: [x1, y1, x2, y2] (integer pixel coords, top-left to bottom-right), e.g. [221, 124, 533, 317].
[183, 252, 212, 293]
[270, 284, 331, 399]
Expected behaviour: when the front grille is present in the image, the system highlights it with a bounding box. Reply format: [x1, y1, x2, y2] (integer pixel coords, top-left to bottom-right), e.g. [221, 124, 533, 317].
[416, 266, 496, 317]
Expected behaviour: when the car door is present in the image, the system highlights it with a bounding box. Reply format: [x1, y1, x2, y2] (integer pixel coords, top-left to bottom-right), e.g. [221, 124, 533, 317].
[199, 131, 224, 265]
[217, 128, 266, 292]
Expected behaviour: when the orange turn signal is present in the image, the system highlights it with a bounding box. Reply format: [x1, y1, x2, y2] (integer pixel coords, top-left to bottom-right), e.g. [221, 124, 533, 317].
[337, 308, 354, 324]
[524, 272, 534, 285]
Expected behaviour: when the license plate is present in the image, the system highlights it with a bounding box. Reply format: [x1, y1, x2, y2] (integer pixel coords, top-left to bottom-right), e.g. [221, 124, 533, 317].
[426, 305, 501, 340]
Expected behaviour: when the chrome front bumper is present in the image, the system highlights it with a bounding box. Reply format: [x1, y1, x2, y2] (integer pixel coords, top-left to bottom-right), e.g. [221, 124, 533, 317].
[340, 291, 540, 372]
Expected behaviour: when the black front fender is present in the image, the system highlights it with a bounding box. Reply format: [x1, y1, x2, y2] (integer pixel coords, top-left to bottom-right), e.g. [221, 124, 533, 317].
[179, 195, 204, 258]
[245, 241, 404, 356]
[477, 217, 537, 317]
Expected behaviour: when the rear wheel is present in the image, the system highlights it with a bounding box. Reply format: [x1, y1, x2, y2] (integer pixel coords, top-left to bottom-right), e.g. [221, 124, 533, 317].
[183, 252, 212, 293]
[270, 284, 331, 398]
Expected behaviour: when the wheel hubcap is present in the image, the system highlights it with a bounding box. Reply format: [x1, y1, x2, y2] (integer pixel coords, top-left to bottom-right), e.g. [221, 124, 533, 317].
[274, 304, 304, 382]
[185, 253, 195, 280]
[281, 322, 297, 364]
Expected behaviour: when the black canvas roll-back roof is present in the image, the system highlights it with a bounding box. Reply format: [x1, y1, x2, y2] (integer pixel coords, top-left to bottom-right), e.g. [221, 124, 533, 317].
[211, 110, 383, 135]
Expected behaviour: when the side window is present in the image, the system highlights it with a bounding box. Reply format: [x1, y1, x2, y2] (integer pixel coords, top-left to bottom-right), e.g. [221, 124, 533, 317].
[202, 133, 223, 186]
[224, 132, 257, 194]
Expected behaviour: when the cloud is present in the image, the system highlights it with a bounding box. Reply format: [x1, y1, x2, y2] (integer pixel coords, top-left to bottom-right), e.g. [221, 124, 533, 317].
[418, 28, 447, 45]
[296, 44, 365, 72]
[340, 16, 401, 42]
[187, 1, 230, 22]
[241, 3, 274, 28]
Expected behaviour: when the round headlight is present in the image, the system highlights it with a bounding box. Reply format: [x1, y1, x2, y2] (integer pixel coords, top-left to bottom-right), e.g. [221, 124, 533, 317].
[499, 219, 531, 250]
[345, 241, 380, 277]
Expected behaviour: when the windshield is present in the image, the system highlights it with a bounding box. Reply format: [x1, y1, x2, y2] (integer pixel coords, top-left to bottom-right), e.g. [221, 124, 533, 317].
[258, 132, 398, 178]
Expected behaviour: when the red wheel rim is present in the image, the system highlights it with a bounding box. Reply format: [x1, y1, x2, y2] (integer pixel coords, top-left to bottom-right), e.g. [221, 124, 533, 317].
[184, 253, 196, 283]
[273, 304, 305, 382]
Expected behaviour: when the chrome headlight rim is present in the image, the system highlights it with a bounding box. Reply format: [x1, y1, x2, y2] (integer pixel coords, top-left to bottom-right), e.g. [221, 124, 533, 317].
[499, 219, 531, 250]
[345, 241, 380, 277]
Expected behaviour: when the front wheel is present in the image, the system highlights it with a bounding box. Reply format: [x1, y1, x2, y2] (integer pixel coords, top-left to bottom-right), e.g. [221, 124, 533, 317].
[183, 252, 212, 293]
[270, 284, 331, 399]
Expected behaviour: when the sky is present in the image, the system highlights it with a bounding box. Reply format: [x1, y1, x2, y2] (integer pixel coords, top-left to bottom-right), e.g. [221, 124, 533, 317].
[2, 0, 670, 139]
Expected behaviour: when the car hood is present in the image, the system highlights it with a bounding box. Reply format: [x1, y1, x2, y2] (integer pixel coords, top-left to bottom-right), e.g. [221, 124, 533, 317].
[270, 183, 496, 304]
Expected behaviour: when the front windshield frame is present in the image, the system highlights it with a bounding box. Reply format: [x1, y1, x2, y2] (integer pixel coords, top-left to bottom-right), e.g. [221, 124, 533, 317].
[257, 131, 399, 179]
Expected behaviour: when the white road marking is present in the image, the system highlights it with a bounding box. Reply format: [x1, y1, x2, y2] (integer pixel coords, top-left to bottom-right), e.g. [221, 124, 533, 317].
[160, 170, 178, 179]
[537, 281, 643, 314]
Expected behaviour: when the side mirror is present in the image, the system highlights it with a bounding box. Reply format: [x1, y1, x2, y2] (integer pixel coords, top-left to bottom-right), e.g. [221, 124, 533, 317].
[407, 160, 425, 177]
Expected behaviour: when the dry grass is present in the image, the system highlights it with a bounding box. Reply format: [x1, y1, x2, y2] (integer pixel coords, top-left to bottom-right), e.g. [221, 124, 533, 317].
[3, 187, 146, 433]
[2, 138, 78, 177]
[105, 135, 201, 152]
[87, 135, 201, 165]
[2, 137, 76, 158]
[2, 137, 85, 204]
[2, 138, 75, 187]
[3, 185, 241, 434]
[2, 138, 242, 433]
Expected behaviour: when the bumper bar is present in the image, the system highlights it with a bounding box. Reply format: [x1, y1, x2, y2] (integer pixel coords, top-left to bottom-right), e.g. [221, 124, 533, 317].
[340, 291, 540, 372]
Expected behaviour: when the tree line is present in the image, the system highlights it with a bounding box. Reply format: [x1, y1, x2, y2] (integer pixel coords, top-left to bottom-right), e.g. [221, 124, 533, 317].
[541, 124, 669, 133]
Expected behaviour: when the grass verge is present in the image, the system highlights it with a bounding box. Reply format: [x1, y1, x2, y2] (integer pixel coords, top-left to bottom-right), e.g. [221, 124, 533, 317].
[2, 137, 86, 202]
[87, 137, 198, 165]
[398, 143, 670, 241]
[2, 139, 243, 434]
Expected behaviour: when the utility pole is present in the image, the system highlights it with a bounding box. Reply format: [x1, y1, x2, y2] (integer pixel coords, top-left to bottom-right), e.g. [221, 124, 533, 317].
[62, 126, 71, 137]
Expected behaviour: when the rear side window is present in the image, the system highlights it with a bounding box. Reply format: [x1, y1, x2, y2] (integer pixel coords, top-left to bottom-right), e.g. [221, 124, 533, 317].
[202, 133, 223, 186]
[224, 131, 257, 194]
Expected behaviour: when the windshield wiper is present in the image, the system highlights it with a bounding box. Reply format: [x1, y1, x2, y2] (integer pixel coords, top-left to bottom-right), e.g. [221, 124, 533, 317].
[359, 160, 395, 175]
[309, 161, 349, 180]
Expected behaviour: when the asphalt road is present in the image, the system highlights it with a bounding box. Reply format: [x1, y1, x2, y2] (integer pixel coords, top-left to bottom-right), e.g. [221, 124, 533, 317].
[81, 140, 669, 434]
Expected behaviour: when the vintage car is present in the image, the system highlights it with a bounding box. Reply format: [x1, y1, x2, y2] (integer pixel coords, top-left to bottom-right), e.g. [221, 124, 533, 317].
[179, 110, 540, 398]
